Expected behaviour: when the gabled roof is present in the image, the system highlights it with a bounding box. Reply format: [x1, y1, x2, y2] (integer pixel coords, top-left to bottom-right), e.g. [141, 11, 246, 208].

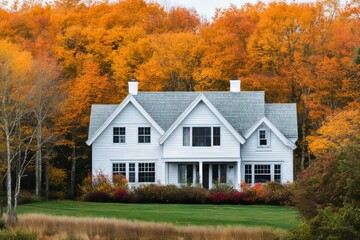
[87, 91, 298, 145]
[265, 103, 298, 139]
[86, 95, 164, 146]
[244, 116, 297, 150]
[158, 94, 246, 144]
[133, 91, 266, 135]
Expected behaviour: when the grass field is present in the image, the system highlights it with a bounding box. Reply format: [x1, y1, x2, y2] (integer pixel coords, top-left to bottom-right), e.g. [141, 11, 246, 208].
[18, 201, 299, 229]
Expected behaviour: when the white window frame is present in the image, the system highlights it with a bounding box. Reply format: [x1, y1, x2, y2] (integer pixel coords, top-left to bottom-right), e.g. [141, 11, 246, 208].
[113, 127, 126, 143]
[112, 163, 126, 178]
[243, 163, 282, 184]
[138, 127, 151, 143]
[258, 129, 270, 148]
[138, 162, 155, 183]
[182, 126, 221, 147]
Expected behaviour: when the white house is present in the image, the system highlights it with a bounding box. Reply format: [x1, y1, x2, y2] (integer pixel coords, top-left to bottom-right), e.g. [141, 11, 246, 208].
[86, 79, 298, 189]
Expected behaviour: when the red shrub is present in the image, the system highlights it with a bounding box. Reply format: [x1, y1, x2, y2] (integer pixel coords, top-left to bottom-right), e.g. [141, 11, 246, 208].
[112, 190, 130, 203]
[230, 190, 254, 204]
[208, 192, 231, 204]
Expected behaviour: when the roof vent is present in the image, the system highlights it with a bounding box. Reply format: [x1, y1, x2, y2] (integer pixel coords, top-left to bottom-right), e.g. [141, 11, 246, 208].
[230, 78, 240, 92]
[129, 78, 138, 95]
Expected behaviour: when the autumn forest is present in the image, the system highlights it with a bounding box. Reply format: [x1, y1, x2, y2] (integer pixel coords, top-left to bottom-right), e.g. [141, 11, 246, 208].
[0, 0, 359, 230]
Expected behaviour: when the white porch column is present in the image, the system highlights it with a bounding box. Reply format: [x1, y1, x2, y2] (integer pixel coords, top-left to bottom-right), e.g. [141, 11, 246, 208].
[237, 159, 241, 190]
[199, 161, 203, 187]
[209, 164, 212, 189]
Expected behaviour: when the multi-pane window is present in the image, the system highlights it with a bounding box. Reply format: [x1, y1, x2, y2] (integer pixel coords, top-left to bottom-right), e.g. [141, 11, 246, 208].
[258, 129, 268, 147]
[192, 127, 211, 146]
[178, 164, 193, 184]
[112, 163, 126, 177]
[183, 127, 190, 146]
[113, 127, 125, 143]
[129, 163, 135, 183]
[244, 164, 282, 184]
[213, 127, 221, 146]
[274, 164, 281, 183]
[138, 163, 155, 182]
[245, 164, 252, 184]
[138, 127, 151, 143]
[254, 164, 271, 183]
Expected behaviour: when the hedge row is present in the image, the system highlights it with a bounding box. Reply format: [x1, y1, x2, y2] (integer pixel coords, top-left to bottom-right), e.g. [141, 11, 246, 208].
[83, 182, 293, 205]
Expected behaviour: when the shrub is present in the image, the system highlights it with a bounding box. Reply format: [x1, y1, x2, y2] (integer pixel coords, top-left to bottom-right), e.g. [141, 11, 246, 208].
[263, 182, 293, 206]
[287, 204, 360, 240]
[131, 185, 209, 204]
[0, 229, 37, 240]
[229, 191, 254, 204]
[18, 191, 39, 204]
[209, 182, 234, 194]
[240, 182, 264, 204]
[132, 184, 182, 203]
[180, 186, 209, 204]
[79, 171, 128, 199]
[112, 190, 130, 203]
[208, 192, 231, 204]
[84, 191, 112, 202]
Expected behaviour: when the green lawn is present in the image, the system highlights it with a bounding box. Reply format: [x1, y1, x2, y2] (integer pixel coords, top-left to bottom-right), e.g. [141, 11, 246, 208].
[19, 201, 299, 229]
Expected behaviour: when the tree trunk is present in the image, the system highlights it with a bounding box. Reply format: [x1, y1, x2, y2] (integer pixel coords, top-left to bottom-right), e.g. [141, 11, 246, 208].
[70, 143, 76, 198]
[301, 124, 306, 171]
[6, 133, 12, 218]
[45, 156, 49, 200]
[35, 117, 42, 197]
[10, 169, 22, 225]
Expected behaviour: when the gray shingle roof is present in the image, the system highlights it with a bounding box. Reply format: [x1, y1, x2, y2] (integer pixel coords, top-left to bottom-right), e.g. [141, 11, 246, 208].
[88, 104, 118, 139]
[265, 103, 298, 138]
[88, 92, 298, 140]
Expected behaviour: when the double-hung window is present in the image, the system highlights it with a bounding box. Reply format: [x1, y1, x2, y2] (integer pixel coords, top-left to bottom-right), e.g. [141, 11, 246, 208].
[258, 129, 269, 147]
[183, 127, 190, 146]
[129, 163, 136, 183]
[138, 163, 155, 182]
[213, 127, 221, 146]
[113, 127, 125, 143]
[112, 163, 126, 177]
[138, 127, 151, 143]
[274, 164, 281, 183]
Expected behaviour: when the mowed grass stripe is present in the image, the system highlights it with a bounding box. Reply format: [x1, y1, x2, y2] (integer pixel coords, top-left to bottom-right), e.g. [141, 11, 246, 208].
[18, 201, 299, 229]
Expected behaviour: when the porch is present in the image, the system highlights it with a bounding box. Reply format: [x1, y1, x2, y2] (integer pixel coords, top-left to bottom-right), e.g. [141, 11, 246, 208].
[164, 160, 241, 189]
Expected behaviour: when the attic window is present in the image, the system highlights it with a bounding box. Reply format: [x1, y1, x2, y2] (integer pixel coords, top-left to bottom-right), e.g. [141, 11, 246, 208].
[258, 129, 269, 147]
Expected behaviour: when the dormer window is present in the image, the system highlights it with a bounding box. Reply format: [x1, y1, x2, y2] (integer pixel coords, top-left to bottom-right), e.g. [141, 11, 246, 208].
[258, 129, 269, 147]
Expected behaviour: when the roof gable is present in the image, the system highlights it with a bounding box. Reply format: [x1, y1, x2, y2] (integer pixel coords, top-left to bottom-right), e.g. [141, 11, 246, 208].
[86, 95, 164, 146]
[244, 116, 297, 150]
[158, 94, 246, 144]
[134, 91, 266, 135]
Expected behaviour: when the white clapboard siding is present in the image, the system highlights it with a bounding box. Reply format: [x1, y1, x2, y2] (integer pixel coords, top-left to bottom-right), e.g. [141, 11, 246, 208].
[241, 124, 294, 182]
[92, 102, 162, 177]
[163, 102, 240, 159]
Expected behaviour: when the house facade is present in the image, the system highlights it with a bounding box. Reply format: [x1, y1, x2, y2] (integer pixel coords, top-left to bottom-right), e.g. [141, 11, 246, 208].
[86, 79, 298, 189]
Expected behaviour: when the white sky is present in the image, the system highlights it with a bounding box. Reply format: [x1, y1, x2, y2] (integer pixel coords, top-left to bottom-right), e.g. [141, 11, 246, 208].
[155, 0, 348, 21]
